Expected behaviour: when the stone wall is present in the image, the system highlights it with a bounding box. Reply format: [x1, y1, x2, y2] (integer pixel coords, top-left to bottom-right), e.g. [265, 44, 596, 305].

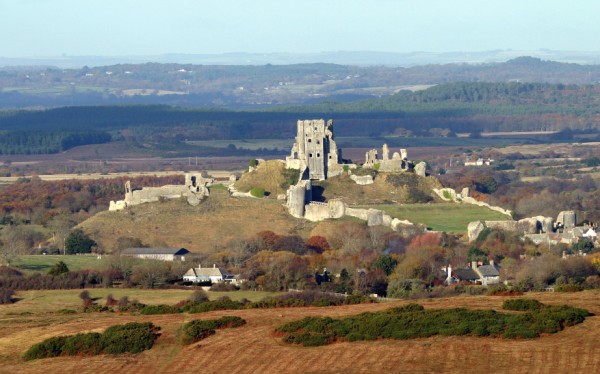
[432, 187, 512, 217]
[286, 180, 312, 218]
[467, 215, 555, 241]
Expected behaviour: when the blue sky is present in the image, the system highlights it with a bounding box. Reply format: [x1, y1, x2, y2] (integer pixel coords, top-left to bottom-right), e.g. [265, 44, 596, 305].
[1, 0, 599, 57]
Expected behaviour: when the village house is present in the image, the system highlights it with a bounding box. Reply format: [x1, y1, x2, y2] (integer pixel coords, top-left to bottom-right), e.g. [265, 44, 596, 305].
[121, 247, 189, 261]
[445, 261, 500, 286]
[183, 264, 235, 283]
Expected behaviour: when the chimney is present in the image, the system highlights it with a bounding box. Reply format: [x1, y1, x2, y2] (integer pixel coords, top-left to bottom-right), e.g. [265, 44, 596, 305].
[213, 264, 216, 268]
[490, 260, 495, 268]
[198, 263, 201, 269]
[446, 265, 452, 283]
[471, 261, 477, 269]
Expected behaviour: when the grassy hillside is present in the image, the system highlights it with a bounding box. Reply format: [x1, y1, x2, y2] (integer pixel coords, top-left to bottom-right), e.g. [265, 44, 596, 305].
[233, 160, 292, 197]
[0, 290, 598, 372]
[371, 203, 511, 232]
[316, 172, 442, 205]
[78, 189, 315, 253]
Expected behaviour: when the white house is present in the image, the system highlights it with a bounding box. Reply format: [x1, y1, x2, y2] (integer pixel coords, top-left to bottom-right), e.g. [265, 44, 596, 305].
[183, 264, 234, 283]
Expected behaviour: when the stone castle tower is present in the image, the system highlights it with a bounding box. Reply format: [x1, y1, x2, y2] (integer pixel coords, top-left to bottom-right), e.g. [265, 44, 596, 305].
[285, 119, 342, 180]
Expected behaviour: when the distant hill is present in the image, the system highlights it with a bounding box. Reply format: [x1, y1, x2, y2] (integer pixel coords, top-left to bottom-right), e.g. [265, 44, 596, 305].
[3, 57, 600, 109]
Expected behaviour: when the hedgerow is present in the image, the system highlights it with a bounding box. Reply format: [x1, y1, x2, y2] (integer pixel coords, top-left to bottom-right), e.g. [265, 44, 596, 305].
[139, 304, 182, 315]
[275, 301, 591, 347]
[23, 322, 159, 360]
[502, 299, 543, 311]
[179, 316, 246, 345]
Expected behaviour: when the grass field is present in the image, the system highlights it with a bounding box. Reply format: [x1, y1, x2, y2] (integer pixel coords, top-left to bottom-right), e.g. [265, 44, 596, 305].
[371, 203, 511, 232]
[11, 255, 111, 274]
[0, 290, 598, 373]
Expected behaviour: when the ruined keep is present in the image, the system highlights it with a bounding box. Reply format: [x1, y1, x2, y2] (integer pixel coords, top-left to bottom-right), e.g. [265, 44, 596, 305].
[285, 119, 342, 180]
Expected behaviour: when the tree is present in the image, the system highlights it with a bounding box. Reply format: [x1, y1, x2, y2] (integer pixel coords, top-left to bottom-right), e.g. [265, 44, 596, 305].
[48, 261, 70, 276]
[65, 229, 96, 254]
[373, 254, 398, 276]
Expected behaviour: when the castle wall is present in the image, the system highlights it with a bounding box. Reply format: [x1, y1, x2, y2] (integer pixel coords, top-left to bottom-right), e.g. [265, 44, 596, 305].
[286, 180, 312, 218]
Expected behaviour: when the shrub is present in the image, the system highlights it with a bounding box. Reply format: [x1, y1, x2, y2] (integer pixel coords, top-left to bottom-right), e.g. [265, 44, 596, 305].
[250, 187, 265, 198]
[180, 316, 246, 345]
[276, 301, 591, 346]
[139, 304, 182, 315]
[0, 288, 14, 304]
[248, 159, 258, 167]
[555, 283, 583, 292]
[47, 261, 69, 276]
[100, 322, 158, 354]
[182, 298, 244, 314]
[502, 299, 543, 311]
[23, 322, 159, 360]
[209, 283, 238, 292]
[189, 289, 209, 303]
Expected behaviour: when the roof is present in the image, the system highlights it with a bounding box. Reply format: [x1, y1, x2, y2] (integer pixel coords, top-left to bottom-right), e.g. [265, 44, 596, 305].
[183, 266, 233, 279]
[453, 268, 479, 281]
[476, 265, 500, 277]
[121, 247, 189, 256]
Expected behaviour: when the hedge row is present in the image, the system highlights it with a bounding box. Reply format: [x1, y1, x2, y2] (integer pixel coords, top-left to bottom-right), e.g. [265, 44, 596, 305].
[23, 322, 158, 360]
[180, 316, 246, 345]
[276, 301, 591, 346]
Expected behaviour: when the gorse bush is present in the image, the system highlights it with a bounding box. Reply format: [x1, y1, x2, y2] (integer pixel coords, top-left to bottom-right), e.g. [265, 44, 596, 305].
[275, 301, 591, 347]
[139, 304, 182, 315]
[180, 316, 246, 345]
[502, 299, 543, 311]
[23, 322, 159, 360]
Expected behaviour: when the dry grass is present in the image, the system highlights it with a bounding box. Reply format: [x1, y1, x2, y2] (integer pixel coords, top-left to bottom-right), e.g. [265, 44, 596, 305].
[317, 172, 442, 205]
[0, 290, 598, 373]
[233, 160, 289, 197]
[78, 189, 314, 253]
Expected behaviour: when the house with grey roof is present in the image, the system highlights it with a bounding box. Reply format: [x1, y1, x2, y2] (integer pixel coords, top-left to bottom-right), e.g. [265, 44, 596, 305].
[121, 247, 189, 261]
[183, 264, 234, 283]
[473, 261, 500, 285]
[446, 261, 500, 285]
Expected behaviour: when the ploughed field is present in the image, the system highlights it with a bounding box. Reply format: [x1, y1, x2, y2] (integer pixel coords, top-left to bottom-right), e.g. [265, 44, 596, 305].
[0, 290, 598, 373]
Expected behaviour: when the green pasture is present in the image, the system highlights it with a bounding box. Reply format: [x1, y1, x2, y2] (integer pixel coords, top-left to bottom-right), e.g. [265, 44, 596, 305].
[369, 203, 511, 232]
[1, 289, 285, 316]
[11, 255, 111, 274]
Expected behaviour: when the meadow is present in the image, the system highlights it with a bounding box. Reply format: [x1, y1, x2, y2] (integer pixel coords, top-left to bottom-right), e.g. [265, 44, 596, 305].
[0, 290, 597, 373]
[368, 203, 510, 232]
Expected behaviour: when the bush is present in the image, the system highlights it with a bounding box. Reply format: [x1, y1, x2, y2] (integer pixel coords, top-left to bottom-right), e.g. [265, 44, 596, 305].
[180, 316, 246, 345]
[139, 304, 182, 315]
[182, 298, 244, 314]
[100, 322, 158, 354]
[189, 289, 209, 303]
[275, 301, 591, 346]
[554, 283, 583, 292]
[250, 187, 265, 198]
[47, 261, 69, 276]
[248, 159, 258, 167]
[502, 299, 543, 311]
[0, 288, 14, 304]
[23, 322, 159, 360]
[209, 283, 238, 292]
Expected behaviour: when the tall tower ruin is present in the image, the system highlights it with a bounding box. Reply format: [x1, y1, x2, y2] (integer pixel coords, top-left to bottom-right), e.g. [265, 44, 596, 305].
[286, 119, 342, 180]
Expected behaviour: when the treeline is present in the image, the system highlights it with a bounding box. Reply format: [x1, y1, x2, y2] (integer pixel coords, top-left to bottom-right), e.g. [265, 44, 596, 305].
[2, 82, 600, 147]
[0, 130, 111, 154]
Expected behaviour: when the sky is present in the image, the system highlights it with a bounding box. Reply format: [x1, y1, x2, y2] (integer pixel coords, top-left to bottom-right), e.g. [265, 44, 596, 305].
[1, 0, 599, 57]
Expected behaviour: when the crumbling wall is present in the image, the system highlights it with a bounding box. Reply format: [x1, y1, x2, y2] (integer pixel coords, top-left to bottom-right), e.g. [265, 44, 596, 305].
[286, 180, 312, 218]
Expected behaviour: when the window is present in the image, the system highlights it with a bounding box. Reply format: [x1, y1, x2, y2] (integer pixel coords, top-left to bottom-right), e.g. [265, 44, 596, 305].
[309, 153, 313, 157]
[317, 153, 320, 157]
[308, 139, 312, 143]
[316, 140, 320, 144]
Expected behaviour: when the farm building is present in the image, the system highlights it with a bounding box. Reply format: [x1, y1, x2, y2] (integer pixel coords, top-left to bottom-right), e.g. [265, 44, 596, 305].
[121, 247, 190, 261]
[183, 264, 235, 283]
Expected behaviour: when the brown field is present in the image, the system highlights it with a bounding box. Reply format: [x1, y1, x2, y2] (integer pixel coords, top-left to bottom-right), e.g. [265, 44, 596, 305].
[0, 290, 598, 373]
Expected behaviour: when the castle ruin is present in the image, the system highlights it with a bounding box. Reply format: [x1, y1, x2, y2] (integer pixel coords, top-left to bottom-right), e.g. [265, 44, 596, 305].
[285, 119, 343, 180]
[364, 144, 413, 172]
[109, 173, 214, 211]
